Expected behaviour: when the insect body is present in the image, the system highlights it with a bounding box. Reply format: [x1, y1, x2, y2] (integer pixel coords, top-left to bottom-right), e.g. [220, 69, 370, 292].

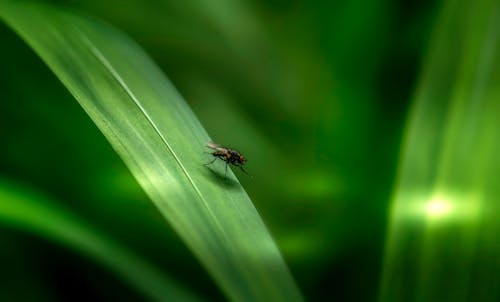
[205, 142, 249, 176]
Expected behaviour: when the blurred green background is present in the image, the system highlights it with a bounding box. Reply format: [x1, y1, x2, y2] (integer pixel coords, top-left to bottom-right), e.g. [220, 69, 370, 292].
[0, 0, 498, 301]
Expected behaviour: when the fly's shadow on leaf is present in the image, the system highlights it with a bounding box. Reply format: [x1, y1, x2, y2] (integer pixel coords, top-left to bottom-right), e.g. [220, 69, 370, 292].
[204, 165, 240, 189]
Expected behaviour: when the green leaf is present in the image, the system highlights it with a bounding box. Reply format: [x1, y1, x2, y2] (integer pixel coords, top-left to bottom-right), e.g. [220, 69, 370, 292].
[380, 0, 500, 301]
[0, 1, 302, 301]
[0, 178, 200, 302]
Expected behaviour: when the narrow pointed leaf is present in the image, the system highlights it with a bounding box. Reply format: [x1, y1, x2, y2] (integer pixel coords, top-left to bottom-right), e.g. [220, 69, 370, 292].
[0, 1, 302, 301]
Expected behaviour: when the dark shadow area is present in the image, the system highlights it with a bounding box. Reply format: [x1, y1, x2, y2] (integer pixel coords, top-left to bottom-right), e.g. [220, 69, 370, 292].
[204, 166, 240, 190]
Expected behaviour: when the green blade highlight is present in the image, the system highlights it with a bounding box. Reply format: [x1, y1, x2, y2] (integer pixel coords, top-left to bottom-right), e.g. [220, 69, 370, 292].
[380, 0, 500, 301]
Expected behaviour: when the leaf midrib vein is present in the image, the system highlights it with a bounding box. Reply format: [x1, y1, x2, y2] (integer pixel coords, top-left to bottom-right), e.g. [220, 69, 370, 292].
[73, 27, 230, 247]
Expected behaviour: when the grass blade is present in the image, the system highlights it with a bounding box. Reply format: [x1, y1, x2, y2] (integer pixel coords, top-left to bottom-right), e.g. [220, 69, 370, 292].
[0, 2, 302, 301]
[0, 178, 200, 302]
[380, 0, 500, 301]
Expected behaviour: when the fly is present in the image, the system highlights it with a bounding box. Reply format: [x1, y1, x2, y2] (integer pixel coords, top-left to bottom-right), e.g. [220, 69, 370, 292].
[204, 142, 250, 177]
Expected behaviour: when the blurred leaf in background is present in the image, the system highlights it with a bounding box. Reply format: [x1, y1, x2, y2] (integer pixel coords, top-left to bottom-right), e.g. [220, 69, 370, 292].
[0, 177, 200, 302]
[380, 0, 500, 301]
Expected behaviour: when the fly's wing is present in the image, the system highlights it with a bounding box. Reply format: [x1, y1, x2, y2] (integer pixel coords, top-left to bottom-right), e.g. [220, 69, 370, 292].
[206, 141, 227, 152]
[206, 141, 220, 149]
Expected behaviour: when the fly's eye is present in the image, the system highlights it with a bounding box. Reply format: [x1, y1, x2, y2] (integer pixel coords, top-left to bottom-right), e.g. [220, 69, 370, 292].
[240, 156, 246, 163]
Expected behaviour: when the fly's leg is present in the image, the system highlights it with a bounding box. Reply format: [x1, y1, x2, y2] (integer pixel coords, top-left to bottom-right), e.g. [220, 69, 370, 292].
[240, 166, 252, 178]
[204, 157, 217, 166]
[225, 162, 228, 178]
